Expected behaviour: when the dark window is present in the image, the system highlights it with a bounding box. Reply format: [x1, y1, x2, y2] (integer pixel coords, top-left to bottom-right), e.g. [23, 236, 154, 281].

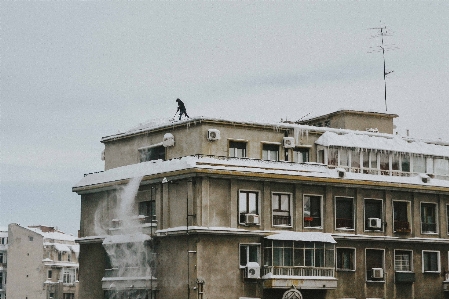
[239, 244, 260, 267]
[364, 199, 382, 230]
[423, 251, 440, 272]
[421, 203, 437, 233]
[48, 270, 52, 279]
[294, 148, 309, 163]
[395, 250, 412, 271]
[139, 200, 156, 222]
[366, 249, 384, 280]
[336, 197, 354, 229]
[336, 248, 355, 270]
[139, 145, 165, 162]
[393, 201, 410, 233]
[0, 253, 3, 264]
[229, 141, 247, 158]
[304, 195, 322, 228]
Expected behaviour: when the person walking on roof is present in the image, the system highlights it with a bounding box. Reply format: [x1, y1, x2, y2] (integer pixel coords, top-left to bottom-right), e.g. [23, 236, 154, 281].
[175, 98, 189, 120]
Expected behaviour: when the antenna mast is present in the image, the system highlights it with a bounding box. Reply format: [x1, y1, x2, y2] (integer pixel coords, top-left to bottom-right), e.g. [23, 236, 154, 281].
[368, 22, 397, 111]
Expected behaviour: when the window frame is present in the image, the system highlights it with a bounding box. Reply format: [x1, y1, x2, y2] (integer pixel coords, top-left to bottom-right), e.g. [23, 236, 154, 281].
[420, 202, 438, 234]
[364, 198, 384, 232]
[422, 250, 440, 273]
[393, 200, 412, 234]
[261, 142, 280, 161]
[293, 147, 310, 163]
[303, 194, 323, 229]
[336, 247, 356, 271]
[238, 190, 260, 225]
[394, 249, 413, 272]
[335, 196, 355, 230]
[228, 140, 248, 158]
[365, 248, 385, 282]
[239, 243, 261, 268]
[271, 192, 293, 227]
[138, 144, 166, 163]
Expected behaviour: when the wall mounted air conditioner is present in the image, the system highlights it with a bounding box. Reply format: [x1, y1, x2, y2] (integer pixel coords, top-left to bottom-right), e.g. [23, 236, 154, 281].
[372, 268, 384, 279]
[368, 218, 382, 229]
[245, 214, 259, 225]
[246, 262, 260, 279]
[207, 129, 221, 141]
[163, 133, 175, 147]
[283, 137, 295, 148]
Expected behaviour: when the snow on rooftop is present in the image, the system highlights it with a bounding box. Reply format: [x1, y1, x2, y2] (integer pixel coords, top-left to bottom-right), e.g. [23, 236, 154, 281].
[266, 231, 336, 243]
[316, 131, 449, 157]
[26, 226, 76, 242]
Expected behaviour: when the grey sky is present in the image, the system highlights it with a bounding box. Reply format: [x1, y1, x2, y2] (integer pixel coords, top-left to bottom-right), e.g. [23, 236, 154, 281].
[1, 1, 448, 234]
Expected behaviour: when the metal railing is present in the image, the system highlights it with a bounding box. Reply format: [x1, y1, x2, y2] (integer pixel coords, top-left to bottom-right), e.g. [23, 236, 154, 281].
[263, 266, 335, 277]
[273, 215, 291, 226]
[394, 220, 411, 233]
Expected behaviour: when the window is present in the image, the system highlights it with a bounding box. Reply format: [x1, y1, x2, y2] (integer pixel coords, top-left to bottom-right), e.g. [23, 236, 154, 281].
[239, 244, 260, 267]
[58, 251, 62, 261]
[422, 251, 440, 273]
[447, 205, 449, 234]
[28, 236, 33, 241]
[379, 153, 389, 173]
[67, 253, 71, 262]
[335, 197, 354, 229]
[393, 201, 411, 233]
[401, 154, 410, 172]
[339, 149, 349, 167]
[272, 193, 292, 226]
[351, 151, 360, 169]
[413, 155, 426, 173]
[303, 195, 322, 228]
[0, 238, 6, 245]
[0, 272, 2, 289]
[395, 250, 413, 272]
[366, 249, 384, 281]
[264, 240, 334, 269]
[63, 294, 75, 299]
[47, 270, 52, 279]
[239, 191, 259, 224]
[49, 293, 55, 299]
[0, 253, 3, 264]
[139, 145, 165, 162]
[421, 203, 437, 233]
[317, 149, 325, 164]
[336, 248, 355, 271]
[328, 148, 338, 166]
[229, 141, 247, 158]
[63, 268, 76, 284]
[294, 148, 309, 163]
[139, 200, 156, 222]
[262, 144, 279, 161]
[364, 199, 383, 231]
[434, 158, 449, 176]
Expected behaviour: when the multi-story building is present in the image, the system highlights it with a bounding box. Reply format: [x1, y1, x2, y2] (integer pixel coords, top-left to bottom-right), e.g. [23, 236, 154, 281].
[73, 110, 449, 299]
[7, 224, 79, 299]
[0, 227, 7, 299]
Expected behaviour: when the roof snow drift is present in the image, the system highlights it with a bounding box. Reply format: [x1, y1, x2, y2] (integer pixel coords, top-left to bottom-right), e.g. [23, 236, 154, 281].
[266, 231, 336, 243]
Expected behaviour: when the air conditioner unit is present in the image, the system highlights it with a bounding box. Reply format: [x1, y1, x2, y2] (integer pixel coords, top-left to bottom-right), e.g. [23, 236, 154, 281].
[207, 129, 221, 141]
[245, 214, 259, 225]
[368, 218, 382, 229]
[372, 268, 384, 279]
[163, 133, 175, 147]
[246, 262, 260, 279]
[283, 137, 295, 148]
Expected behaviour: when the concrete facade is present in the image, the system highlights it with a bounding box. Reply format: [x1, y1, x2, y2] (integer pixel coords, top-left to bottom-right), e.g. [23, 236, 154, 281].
[0, 228, 7, 299]
[7, 224, 79, 299]
[74, 111, 449, 299]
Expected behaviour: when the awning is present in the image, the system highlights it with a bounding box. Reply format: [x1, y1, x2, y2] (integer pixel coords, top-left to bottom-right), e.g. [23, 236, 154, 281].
[265, 232, 336, 243]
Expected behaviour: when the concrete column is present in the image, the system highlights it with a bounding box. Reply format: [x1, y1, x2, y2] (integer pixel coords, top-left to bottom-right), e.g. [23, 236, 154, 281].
[201, 177, 210, 227]
[262, 181, 271, 231]
[324, 185, 333, 232]
[162, 183, 170, 229]
[385, 190, 393, 236]
[230, 179, 238, 228]
[294, 184, 303, 231]
[355, 188, 364, 234]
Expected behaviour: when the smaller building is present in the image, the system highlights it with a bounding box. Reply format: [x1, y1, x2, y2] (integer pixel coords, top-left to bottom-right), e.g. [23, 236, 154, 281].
[0, 227, 7, 299]
[7, 224, 79, 299]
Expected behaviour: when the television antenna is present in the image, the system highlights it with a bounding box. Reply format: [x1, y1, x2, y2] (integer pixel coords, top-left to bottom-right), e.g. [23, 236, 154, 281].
[367, 22, 399, 111]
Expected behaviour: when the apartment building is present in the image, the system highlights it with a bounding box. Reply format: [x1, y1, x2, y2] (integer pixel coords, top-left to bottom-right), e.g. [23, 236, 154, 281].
[7, 224, 79, 299]
[0, 227, 7, 299]
[73, 110, 449, 299]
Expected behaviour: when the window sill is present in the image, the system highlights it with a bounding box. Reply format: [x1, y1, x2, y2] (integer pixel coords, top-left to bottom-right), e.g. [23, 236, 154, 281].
[421, 232, 438, 235]
[335, 228, 355, 231]
[272, 225, 293, 228]
[336, 269, 355, 272]
[423, 271, 441, 274]
[366, 280, 385, 283]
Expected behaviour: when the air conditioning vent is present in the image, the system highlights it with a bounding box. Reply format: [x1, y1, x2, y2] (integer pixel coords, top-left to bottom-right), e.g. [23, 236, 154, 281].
[283, 137, 295, 148]
[372, 268, 384, 279]
[245, 214, 259, 225]
[368, 218, 382, 229]
[246, 262, 260, 279]
[207, 129, 221, 141]
[163, 133, 175, 147]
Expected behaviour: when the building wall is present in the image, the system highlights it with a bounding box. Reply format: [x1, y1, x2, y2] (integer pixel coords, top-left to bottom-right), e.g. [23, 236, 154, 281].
[8, 224, 46, 299]
[78, 242, 106, 299]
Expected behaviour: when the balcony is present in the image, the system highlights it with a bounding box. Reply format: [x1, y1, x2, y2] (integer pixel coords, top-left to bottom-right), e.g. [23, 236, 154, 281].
[102, 267, 157, 290]
[394, 221, 411, 233]
[395, 272, 415, 283]
[273, 215, 291, 226]
[262, 266, 337, 289]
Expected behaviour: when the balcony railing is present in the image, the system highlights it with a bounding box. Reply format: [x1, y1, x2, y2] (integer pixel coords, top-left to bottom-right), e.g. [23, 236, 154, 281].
[421, 223, 437, 233]
[336, 218, 353, 229]
[394, 220, 411, 233]
[104, 267, 153, 278]
[273, 215, 291, 226]
[263, 266, 335, 278]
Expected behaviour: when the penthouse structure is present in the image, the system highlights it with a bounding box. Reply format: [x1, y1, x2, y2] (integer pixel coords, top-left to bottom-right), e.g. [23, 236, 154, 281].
[73, 110, 449, 299]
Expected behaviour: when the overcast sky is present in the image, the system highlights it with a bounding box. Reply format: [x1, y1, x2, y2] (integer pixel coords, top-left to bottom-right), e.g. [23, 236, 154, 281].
[1, 1, 448, 234]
